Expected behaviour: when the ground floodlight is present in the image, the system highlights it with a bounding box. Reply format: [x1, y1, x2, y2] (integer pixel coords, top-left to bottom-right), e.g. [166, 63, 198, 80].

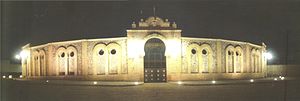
[177, 81, 182, 85]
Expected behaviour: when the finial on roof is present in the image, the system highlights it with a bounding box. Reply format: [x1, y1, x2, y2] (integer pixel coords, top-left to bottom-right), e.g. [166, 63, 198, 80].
[172, 22, 177, 28]
[132, 21, 136, 28]
[153, 5, 156, 18]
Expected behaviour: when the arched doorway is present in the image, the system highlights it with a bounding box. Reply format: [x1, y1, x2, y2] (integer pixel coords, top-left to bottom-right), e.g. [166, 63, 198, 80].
[144, 38, 166, 83]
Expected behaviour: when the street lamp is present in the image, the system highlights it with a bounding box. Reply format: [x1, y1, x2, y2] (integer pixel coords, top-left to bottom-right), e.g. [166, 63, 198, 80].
[20, 50, 29, 59]
[264, 52, 273, 60]
[15, 50, 29, 60]
[15, 54, 21, 60]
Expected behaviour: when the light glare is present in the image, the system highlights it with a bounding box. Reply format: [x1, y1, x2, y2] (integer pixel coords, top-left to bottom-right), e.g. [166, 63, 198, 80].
[93, 81, 97, 85]
[264, 52, 273, 60]
[20, 50, 29, 59]
[274, 78, 278, 81]
[212, 80, 216, 84]
[177, 81, 182, 85]
[134, 82, 139, 85]
[15, 55, 21, 60]
[250, 79, 254, 82]
[8, 75, 12, 79]
[2, 76, 6, 79]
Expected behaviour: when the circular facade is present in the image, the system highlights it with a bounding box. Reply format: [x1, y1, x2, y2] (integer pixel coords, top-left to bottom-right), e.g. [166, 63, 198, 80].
[21, 16, 267, 82]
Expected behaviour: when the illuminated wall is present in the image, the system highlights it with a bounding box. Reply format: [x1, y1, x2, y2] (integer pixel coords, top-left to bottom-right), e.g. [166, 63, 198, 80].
[21, 16, 267, 81]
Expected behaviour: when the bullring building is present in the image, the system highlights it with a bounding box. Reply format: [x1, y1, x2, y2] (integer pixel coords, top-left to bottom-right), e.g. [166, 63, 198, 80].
[21, 16, 267, 83]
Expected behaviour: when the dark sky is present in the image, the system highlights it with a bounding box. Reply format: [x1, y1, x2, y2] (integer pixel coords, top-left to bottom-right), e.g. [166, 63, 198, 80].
[1, 1, 300, 64]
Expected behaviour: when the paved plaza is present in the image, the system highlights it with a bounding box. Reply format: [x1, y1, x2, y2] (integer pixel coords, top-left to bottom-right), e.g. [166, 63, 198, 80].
[1, 76, 299, 101]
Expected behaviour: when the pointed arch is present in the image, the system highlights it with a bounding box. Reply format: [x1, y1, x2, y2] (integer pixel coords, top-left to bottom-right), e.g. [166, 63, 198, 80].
[92, 43, 108, 75]
[250, 48, 256, 73]
[66, 46, 78, 75]
[107, 42, 122, 74]
[56, 47, 67, 75]
[200, 44, 214, 73]
[32, 51, 39, 76]
[225, 45, 235, 73]
[235, 46, 243, 73]
[39, 50, 46, 76]
[187, 43, 200, 73]
[255, 49, 261, 73]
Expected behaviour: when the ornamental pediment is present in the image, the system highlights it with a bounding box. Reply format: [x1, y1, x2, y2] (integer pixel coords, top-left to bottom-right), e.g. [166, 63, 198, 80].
[131, 16, 177, 29]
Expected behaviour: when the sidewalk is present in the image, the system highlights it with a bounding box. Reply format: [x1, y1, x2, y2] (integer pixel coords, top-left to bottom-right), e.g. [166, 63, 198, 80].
[7, 77, 288, 86]
[169, 77, 288, 86]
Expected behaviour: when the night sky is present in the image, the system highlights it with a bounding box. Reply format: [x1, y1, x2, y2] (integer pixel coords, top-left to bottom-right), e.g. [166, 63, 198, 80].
[1, 1, 300, 64]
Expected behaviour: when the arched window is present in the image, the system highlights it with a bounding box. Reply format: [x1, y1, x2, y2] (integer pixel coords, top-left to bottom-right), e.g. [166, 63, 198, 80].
[39, 50, 46, 76]
[58, 52, 67, 75]
[107, 43, 122, 74]
[40, 55, 44, 75]
[250, 49, 256, 73]
[235, 47, 243, 73]
[255, 50, 261, 73]
[67, 46, 78, 75]
[235, 52, 241, 73]
[225, 45, 234, 73]
[92, 44, 107, 75]
[228, 51, 234, 73]
[56, 47, 67, 76]
[202, 49, 209, 73]
[35, 56, 39, 76]
[191, 48, 199, 73]
[31, 51, 39, 76]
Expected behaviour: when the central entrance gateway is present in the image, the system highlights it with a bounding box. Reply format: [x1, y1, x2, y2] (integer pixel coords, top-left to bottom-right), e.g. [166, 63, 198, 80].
[144, 38, 167, 83]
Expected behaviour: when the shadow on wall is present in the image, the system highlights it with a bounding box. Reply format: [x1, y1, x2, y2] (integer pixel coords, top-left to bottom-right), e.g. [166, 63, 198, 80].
[267, 65, 300, 77]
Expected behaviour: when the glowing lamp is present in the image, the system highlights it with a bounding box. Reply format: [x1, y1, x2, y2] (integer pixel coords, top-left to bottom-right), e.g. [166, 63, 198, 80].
[177, 81, 183, 85]
[8, 75, 12, 79]
[15, 55, 21, 60]
[20, 50, 29, 59]
[264, 52, 273, 60]
[134, 82, 139, 85]
[212, 80, 216, 84]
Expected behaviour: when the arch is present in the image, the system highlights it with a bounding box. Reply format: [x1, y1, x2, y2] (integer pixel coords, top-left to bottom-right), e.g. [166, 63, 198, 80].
[235, 46, 243, 73]
[200, 44, 214, 73]
[32, 51, 39, 76]
[187, 43, 200, 73]
[250, 48, 256, 73]
[255, 49, 261, 73]
[92, 43, 108, 75]
[39, 50, 46, 76]
[144, 38, 167, 82]
[107, 42, 122, 74]
[225, 45, 235, 73]
[66, 46, 78, 75]
[56, 47, 67, 75]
